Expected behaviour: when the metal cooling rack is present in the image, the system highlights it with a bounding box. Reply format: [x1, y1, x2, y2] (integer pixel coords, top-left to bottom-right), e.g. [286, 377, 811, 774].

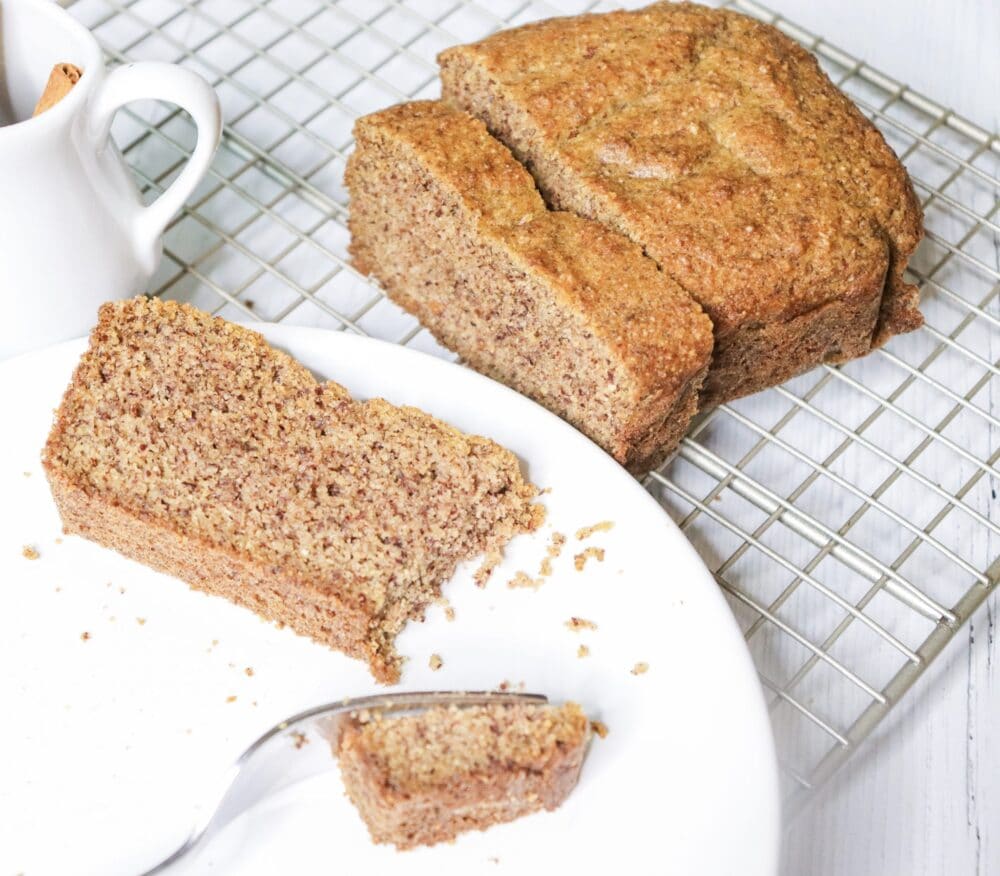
[65, 0, 1000, 815]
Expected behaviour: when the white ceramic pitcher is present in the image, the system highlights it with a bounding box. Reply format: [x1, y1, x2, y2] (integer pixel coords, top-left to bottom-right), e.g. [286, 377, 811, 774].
[0, 0, 221, 358]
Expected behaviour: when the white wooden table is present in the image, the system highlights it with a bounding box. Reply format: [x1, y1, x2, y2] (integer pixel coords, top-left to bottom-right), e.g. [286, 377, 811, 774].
[766, 5, 1000, 873]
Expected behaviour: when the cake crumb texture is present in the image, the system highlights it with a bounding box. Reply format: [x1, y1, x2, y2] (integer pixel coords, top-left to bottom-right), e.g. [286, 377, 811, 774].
[41, 297, 543, 683]
[337, 702, 590, 849]
[538, 531, 567, 577]
[440, 1, 923, 406]
[508, 570, 541, 589]
[574, 547, 605, 571]
[347, 100, 713, 471]
[576, 521, 614, 540]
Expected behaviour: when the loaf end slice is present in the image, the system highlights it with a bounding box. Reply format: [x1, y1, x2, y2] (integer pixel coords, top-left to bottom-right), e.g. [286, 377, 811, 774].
[347, 101, 712, 472]
[336, 702, 590, 849]
[439, 1, 924, 406]
[42, 297, 542, 683]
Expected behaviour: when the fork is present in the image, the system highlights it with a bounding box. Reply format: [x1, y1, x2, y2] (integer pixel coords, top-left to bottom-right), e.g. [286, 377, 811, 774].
[141, 690, 549, 874]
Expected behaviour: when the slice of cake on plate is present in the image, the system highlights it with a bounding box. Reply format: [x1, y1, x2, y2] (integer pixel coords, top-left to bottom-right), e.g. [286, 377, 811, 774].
[42, 297, 542, 683]
[336, 701, 590, 848]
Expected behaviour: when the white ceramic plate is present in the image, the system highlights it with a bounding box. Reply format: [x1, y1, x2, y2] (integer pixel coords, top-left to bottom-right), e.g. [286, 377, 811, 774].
[0, 325, 779, 876]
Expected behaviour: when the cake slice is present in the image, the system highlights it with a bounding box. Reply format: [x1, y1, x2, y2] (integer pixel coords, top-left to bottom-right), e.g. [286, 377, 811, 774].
[439, 1, 924, 406]
[347, 101, 713, 472]
[336, 702, 590, 848]
[41, 298, 542, 683]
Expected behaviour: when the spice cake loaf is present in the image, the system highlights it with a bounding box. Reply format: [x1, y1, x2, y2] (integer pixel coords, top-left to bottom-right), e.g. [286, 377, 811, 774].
[41, 297, 542, 683]
[439, 1, 924, 406]
[347, 101, 713, 471]
[337, 701, 590, 848]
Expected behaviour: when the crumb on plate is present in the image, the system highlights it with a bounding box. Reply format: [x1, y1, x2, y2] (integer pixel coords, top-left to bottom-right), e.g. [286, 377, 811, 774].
[474, 550, 502, 588]
[508, 570, 541, 589]
[576, 521, 614, 540]
[574, 547, 605, 571]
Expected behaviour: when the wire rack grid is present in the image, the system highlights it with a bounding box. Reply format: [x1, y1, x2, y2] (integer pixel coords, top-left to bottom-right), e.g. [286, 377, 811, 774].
[64, 0, 1000, 815]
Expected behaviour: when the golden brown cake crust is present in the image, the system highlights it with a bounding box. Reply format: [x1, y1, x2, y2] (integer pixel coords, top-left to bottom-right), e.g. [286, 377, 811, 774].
[337, 702, 590, 849]
[41, 298, 542, 682]
[347, 101, 712, 469]
[439, 1, 924, 405]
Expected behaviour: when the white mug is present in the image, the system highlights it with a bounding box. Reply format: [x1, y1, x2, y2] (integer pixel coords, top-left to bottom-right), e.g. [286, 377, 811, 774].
[0, 0, 221, 358]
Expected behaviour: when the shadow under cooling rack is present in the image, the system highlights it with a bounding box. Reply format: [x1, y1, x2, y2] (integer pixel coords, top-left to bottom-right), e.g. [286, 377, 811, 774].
[65, 0, 1000, 813]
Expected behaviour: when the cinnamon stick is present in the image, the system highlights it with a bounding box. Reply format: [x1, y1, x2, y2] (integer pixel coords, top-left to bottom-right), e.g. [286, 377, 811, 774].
[33, 63, 82, 117]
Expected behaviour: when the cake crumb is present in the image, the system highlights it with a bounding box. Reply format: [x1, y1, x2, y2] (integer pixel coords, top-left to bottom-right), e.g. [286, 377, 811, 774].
[577, 644, 590, 658]
[429, 653, 443, 671]
[497, 680, 526, 692]
[631, 661, 649, 675]
[508, 570, 541, 589]
[291, 730, 309, 749]
[21, 545, 40, 560]
[537, 531, 567, 577]
[136, 617, 146, 626]
[565, 617, 597, 632]
[573, 546, 605, 571]
[245, 666, 254, 677]
[55, 537, 63, 544]
[226, 695, 237, 703]
[474, 550, 502, 588]
[576, 520, 614, 540]
[590, 720, 609, 739]
[80, 631, 90, 641]
[23, 471, 31, 477]
[444, 606, 456, 622]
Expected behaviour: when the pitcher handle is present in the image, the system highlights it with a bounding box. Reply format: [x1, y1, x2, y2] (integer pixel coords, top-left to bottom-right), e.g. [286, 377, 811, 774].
[88, 62, 221, 275]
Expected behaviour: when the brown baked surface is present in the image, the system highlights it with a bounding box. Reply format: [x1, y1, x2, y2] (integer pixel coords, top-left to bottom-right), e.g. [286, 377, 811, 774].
[41, 297, 542, 683]
[347, 101, 713, 471]
[337, 702, 590, 848]
[439, 1, 924, 405]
